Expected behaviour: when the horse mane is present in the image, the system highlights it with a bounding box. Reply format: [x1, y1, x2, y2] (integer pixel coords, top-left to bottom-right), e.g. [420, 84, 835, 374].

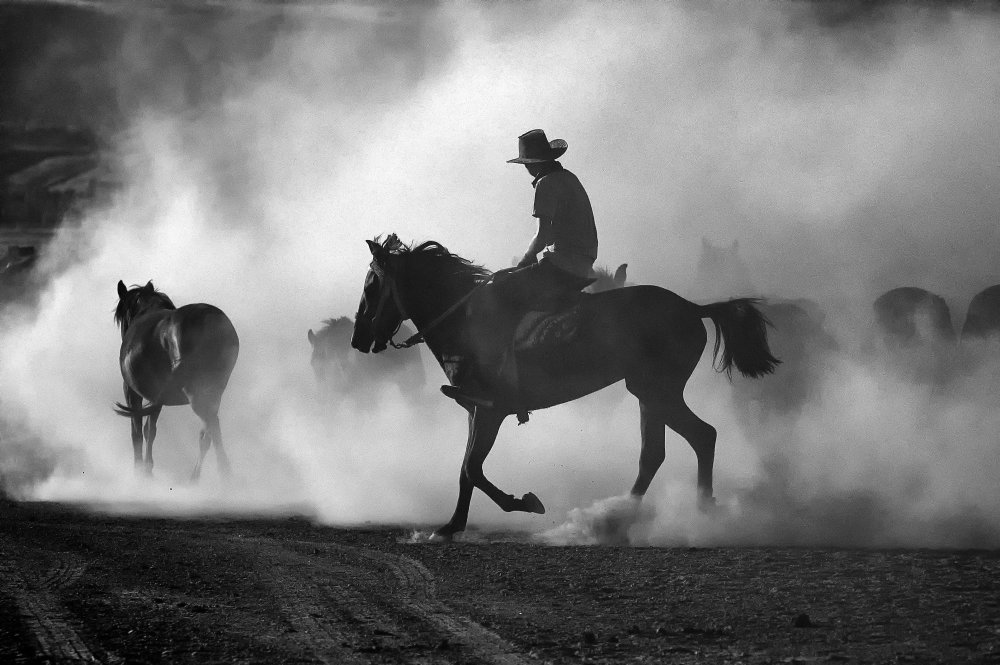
[114, 284, 177, 332]
[378, 234, 492, 288]
[320, 316, 352, 331]
[312, 316, 353, 342]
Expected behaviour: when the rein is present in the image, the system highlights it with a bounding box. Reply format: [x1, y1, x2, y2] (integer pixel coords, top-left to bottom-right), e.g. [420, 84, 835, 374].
[372, 259, 484, 350]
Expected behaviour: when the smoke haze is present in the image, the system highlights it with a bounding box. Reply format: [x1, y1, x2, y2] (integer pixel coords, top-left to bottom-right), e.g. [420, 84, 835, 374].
[1, 1, 998, 547]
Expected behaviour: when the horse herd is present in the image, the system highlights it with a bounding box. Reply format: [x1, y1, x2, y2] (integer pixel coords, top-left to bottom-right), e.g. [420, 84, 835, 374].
[874, 285, 1000, 345]
[113, 237, 1000, 539]
[731, 284, 1000, 424]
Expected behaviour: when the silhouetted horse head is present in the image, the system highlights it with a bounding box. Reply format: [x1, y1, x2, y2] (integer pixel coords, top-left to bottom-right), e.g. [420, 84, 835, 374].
[308, 317, 353, 382]
[115, 280, 176, 334]
[351, 234, 489, 355]
[310, 314, 426, 398]
[351, 235, 410, 354]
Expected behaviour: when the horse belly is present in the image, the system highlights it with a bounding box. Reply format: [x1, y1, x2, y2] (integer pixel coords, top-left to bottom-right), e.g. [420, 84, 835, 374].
[517, 338, 624, 409]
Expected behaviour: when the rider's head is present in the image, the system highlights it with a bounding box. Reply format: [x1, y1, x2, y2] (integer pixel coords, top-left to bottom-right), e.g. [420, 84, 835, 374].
[507, 129, 567, 172]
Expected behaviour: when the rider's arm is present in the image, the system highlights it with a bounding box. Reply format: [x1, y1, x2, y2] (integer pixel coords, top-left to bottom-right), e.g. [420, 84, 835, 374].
[518, 217, 553, 267]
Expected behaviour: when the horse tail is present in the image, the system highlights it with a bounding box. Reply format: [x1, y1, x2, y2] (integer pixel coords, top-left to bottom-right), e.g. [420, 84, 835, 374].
[699, 298, 780, 379]
[113, 401, 162, 418]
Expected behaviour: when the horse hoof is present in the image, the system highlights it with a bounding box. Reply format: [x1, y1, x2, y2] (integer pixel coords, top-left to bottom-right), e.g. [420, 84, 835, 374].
[429, 531, 454, 544]
[698, 496, 718, 514]
[522, 492, 546, 514]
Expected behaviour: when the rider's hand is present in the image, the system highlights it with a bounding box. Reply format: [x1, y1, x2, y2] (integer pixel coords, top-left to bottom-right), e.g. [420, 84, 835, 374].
[490, 267, 517, 283]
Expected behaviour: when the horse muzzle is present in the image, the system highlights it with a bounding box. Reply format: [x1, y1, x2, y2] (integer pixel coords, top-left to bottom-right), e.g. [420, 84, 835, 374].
[350, 331, 374, 353]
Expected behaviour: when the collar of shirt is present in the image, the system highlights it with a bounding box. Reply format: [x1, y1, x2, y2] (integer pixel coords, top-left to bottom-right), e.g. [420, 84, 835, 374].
[531, 161, 564, 188]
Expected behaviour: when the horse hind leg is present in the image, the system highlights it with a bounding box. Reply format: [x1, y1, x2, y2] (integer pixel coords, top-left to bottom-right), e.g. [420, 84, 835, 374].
[143, 406, 163, 476]
[123, 384, 154, 475]
[629, 402, 667, 499]
[663, 396, 717, 509]
[629, 390, 717, 510]
[187, 389, 231, 482]
[191, 428, 211, 482]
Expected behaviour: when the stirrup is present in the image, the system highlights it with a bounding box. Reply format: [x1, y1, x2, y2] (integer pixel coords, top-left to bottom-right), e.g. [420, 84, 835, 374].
[440, 384, 496, 409]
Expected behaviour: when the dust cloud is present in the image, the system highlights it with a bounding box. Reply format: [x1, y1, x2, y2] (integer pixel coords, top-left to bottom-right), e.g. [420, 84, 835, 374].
[1, 1, 999, 548]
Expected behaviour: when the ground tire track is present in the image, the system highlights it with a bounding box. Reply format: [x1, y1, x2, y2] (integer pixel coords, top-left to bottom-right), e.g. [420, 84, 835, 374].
[40, 553, 88, 591]
[0, 550, 99, 663]
[354, 547, 533, 665]
[230, 537, 455, 664]
[234, 536, 534, 664]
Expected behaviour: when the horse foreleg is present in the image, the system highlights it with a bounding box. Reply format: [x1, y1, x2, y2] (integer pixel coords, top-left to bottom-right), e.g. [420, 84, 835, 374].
[432, 407, 543, 541]
[142, 406, 162, 475]
[432, 411, 478, 541]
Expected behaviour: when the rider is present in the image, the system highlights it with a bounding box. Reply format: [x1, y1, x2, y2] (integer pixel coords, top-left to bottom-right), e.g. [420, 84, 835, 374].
[441, 129, 599, 407]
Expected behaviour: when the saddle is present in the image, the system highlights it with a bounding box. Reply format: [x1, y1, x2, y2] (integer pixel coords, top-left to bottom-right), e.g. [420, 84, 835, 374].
[500, 272, 594, 351]
[441, 274, 595, 422]
[512, 306, 583, 352]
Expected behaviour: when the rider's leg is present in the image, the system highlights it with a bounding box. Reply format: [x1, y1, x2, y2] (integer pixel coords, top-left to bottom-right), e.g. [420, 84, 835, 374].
[440, 266, 539, 406]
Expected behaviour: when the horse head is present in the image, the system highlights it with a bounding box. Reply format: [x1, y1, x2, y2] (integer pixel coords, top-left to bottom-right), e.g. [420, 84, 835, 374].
[309, 317, 353, 381]
[115, 280, 176, 334]
[352, 236, 407, 353]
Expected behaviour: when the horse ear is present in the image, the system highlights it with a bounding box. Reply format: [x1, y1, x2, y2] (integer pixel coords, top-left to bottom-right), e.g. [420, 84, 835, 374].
[613, 263, 627, 286]
[307, 329, 316, 345]
[366, 239, 381, 257]
[142, 280, 154, 293]
[117, 280, 127, 299]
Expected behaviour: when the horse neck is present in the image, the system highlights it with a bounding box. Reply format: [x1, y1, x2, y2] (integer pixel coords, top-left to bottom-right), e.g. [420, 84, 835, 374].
[397, 261, 476, 357]
[121, 302, 172, 336]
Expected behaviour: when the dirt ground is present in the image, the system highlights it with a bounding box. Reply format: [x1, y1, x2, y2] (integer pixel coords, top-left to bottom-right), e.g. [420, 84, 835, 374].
[1, 499, 998, 664]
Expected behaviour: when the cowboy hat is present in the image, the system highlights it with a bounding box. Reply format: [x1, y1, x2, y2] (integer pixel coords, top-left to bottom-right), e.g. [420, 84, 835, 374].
[507, 129, 568, 164]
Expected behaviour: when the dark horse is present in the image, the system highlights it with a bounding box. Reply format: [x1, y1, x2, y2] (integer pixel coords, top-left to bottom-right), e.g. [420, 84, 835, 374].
[114, 281, 239, 479]
[873, 286, 955, 347]
[308, 316, 426, 399]
[352, 235, 779, 540]
[962, 285, 1000, 341]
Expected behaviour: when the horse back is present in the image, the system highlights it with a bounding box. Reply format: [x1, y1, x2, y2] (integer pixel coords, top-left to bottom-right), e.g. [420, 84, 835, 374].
[579, 284, 703, 337]
[512, 285, 707, 408]
[168, 304, 240, 373]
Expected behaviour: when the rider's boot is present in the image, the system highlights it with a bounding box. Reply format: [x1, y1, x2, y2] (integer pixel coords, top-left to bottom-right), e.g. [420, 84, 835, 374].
[440, 354, 512, 410]
[440, 379, 496, 409]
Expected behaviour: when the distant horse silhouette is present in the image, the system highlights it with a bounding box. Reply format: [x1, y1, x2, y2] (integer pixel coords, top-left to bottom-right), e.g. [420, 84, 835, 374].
[873, 287, 955, 347]
[352, 235, 779, 540]
[732, 298, 839, 418]
[308, 316, 426, 398]
[114, 281, 239, 479]
[585, 263, 629, 293]
[690, 238, 757, 301]
[961, 285, 1000, 341]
